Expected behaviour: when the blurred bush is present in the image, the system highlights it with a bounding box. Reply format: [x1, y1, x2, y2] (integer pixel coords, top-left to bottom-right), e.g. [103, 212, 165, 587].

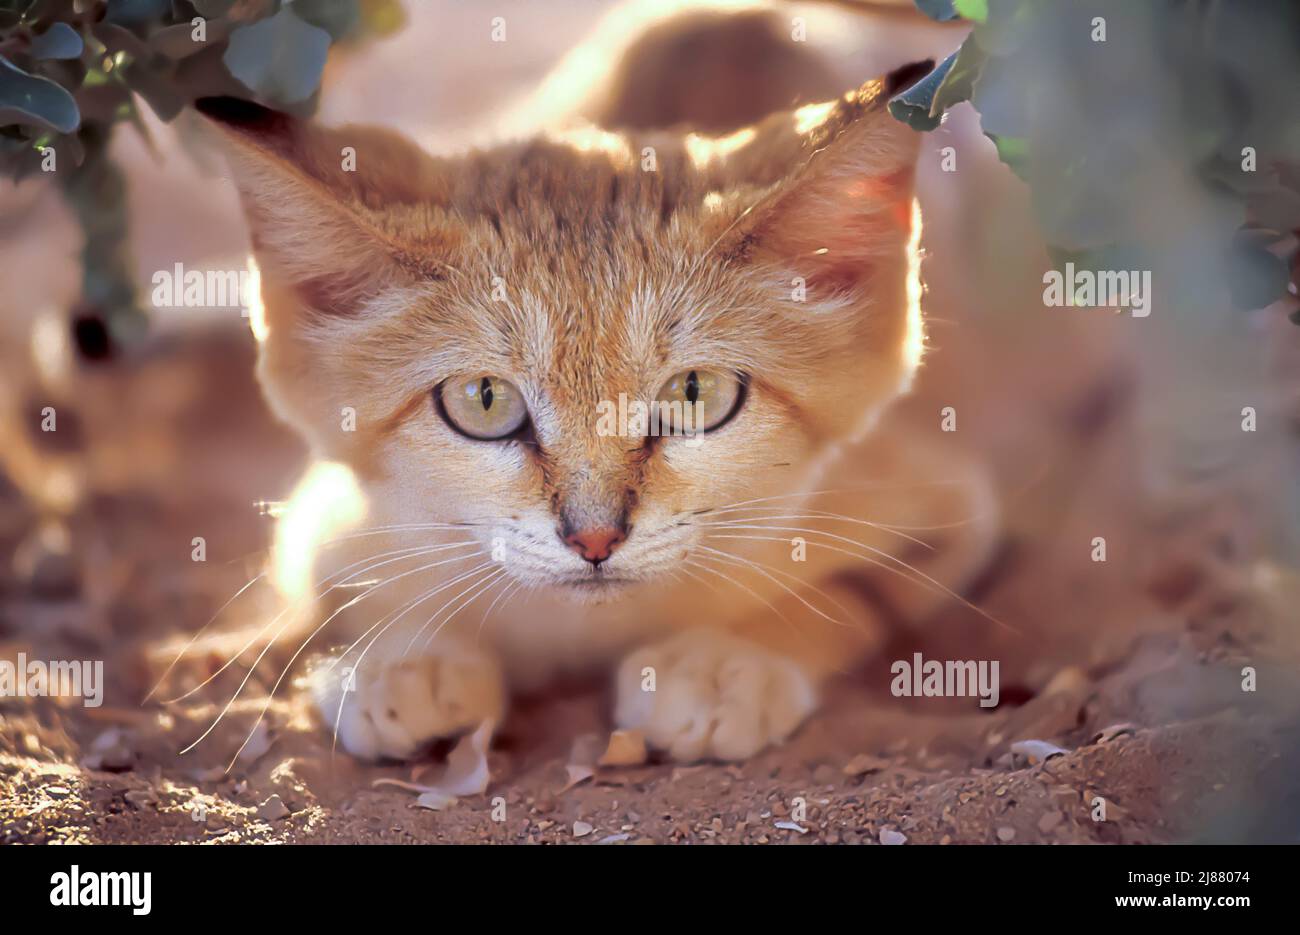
[891, 0, 1300, 321]
[0, 0, 403, 349]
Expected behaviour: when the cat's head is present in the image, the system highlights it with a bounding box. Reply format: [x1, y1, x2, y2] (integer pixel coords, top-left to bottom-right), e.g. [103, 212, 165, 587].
[203, 75, 924, 599]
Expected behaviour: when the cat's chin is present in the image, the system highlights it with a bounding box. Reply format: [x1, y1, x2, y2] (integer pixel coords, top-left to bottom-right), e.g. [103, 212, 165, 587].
[550, 575, 636, 604]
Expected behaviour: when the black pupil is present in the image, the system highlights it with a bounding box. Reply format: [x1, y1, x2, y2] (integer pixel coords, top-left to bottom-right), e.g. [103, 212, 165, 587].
[685, 371, 700, 404]
[480, 377, 493, 411]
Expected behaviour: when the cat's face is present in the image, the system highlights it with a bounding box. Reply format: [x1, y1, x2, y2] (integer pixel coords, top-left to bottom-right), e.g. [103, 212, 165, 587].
[205, 80, 922, 600]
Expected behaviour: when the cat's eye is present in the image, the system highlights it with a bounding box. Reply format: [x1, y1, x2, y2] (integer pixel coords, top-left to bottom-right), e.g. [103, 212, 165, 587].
[436, 376, 530, 440]
[654, 369, 745, 433]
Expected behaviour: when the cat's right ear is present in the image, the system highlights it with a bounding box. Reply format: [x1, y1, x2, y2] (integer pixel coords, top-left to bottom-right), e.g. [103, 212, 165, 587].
[197, 97, 456, 320]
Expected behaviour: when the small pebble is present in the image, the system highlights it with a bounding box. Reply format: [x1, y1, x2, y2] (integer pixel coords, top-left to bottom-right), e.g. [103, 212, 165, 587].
[257, 794, 290, 822]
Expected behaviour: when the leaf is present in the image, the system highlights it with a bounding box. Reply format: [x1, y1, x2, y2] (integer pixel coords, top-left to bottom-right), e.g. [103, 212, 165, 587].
[953, 0, 988, 21]
[0, 55, 80, 134]
[887, 52, 955, 132]
[969, 52, 1025, 139]
[438, 720, 493, 796]
[294, 0, 362, 42]
[122, 59, 186, 121]
[30, 23, 84, 61]
[914, 0, 960, 22]
[986, 132, 1029, 179]
[359, 0, 406, 37]
[223, 7, 331, 105]
[930, 37, 985, 117]
[1227, 236, 1290, 310]
[74, 79, 132, 124]
[151, 20, 231, 60]
[104, 0, 171, 25]
[173, 42, 249, 101]
[32, 58, 86, 97]
[969, 0, 1040, 56]
[92, 22, 154, 63]
[414, 789, 457, 811]
[597, 729, 647, 767]
[192, 0, 237, 15]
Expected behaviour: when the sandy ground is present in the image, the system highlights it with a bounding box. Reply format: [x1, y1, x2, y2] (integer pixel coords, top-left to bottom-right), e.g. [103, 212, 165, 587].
[1, 329, 1297, 846]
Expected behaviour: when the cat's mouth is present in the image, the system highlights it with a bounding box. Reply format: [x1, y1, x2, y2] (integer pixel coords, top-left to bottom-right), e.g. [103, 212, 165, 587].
[554, 574, 633, 597]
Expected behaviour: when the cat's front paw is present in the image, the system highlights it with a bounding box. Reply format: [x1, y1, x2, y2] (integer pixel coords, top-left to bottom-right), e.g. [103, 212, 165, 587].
[614, 630, 816, 762]
[315, 642, 505, 761]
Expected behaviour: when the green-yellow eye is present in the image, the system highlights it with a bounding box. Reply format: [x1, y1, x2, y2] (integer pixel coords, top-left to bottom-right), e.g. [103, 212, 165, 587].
[437, 376, 529, 440]
[654, 369, 744, 432]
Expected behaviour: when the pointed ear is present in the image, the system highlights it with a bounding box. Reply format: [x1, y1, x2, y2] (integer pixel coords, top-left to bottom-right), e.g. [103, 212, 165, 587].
[196, 97, 457, 318]
[715, 70, 924, 298]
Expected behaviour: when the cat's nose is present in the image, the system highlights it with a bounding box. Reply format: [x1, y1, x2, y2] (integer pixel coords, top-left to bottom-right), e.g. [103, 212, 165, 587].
[562, 526, 626, 565]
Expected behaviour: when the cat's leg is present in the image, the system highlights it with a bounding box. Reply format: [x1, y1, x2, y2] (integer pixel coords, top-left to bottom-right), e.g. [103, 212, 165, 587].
[313, 637, 505, 761]
[615, 445, 1000, 762]
[613, 580, 881, 762]
[614, 627, 820, 762]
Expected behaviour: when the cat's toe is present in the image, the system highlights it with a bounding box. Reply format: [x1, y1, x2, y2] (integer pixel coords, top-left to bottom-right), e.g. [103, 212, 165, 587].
[614, 630, 816, 762]
[316, 643, 505, 761]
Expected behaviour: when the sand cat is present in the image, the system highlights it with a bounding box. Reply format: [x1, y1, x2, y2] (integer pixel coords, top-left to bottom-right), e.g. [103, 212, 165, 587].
[203, 13, 996, 763]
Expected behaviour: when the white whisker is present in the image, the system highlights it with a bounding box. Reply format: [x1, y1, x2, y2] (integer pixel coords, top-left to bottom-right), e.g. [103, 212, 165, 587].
[684, 556, 794, 630]
[695, 544, 857, 630]
[410, 567, 508, 654]
[696, 508, 935, 551]
[165, 541, 476, 705]
[703, 528, 1014, 633]
[184, 548, 482, 759]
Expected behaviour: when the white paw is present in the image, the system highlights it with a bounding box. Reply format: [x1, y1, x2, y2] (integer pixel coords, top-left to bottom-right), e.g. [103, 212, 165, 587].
[314, 642, 505, 761]
[614, 630, 817, 762]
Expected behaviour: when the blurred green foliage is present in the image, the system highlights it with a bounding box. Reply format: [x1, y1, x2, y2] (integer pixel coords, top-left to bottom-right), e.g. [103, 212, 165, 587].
[0, 0, 403, 348]
[891, 0, 1300, 322]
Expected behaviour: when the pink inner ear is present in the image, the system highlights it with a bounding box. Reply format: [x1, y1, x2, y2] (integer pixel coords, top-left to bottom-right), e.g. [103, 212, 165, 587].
[841, 168, 914, 231]
[794, 167, 913, 294]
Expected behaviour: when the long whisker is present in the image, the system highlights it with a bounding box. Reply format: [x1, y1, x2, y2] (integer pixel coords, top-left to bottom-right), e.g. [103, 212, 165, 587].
[223, 553, 491, 767]
[410, 567, 508, 654]
[316, 523, 482, 548]
[475, 578, 522, 649]
[693, 483, 971, 516]
[675, 562, 727, 599]
[217, 523, 480, 570]
[144, 570, 266, 703]
[182, 549, 482, 757]
[322, 560, 497, 676]
[694, 508, 936, 551]
[695, 544, 859, 630]
[683, 556, 794, 630]
[164, 541, 477, 704]
[704, 528, 1016, 634]
[329, 564, 501, 755]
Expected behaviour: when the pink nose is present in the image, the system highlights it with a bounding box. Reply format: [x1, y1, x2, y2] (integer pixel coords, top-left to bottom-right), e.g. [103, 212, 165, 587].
[563, 527, 626, 564]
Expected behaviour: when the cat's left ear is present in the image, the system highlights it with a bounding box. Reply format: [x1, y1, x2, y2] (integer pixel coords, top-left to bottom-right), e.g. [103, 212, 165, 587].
[715, 64, 927, 300]
[197, 97, 456, 319]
